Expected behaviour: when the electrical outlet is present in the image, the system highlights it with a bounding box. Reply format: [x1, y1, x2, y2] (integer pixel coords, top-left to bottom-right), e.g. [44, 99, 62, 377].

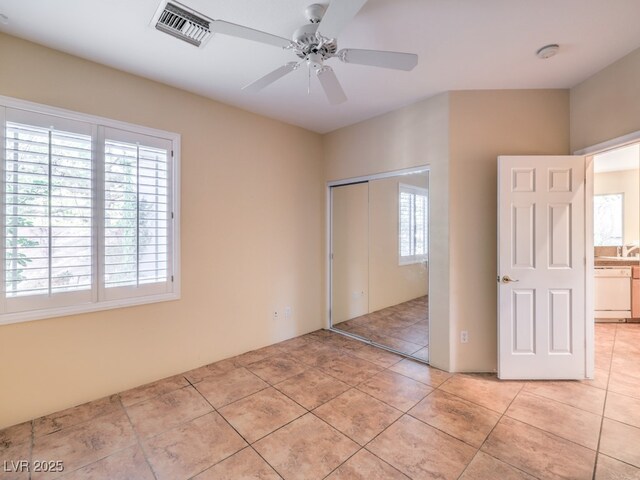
[460, 330, 469, 343]
[284, 306, 292, 320]
[273, 310, 279, 321]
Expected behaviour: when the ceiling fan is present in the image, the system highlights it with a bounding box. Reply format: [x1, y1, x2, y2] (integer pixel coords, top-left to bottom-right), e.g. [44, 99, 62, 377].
[209, 0, 419, 105]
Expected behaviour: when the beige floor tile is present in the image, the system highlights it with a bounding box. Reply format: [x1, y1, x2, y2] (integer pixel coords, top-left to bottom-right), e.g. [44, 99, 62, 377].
[59, 445, 154, 480]
[481, 417, 595, 480]
[506, 392, 602, 449]
[580, 368, 610, 390]
[459, 451, 536, 480]
[234, 344, 288, 367]
[253, 413, 359, 480]
[274, 368, 350, 410]
[358, 370, 433, 412]
[119, 374, 189, 407]
[388, 358, 452, 387]
[523, 381, 606, 415]
[31, 410, 136, 480]
[368, 334, 423, 356]
[275, 336, 316, 351]
[320, 332, 367, 351]
[599, 418, 640, 468]
[346, 345, 403, 368]
[608, 371, 640, 399]
[183, 358, 240, 384]
[195, 368, 268, 408]
[286, 342, 346, 368]
[313, 389, 402, 446]
[326, 449, 409, 480]
[367, 415, 476, 480]
[605, 391, 640, 428]
[595, 453, 640, 480]
[0, 421, 31, 449]
[143, 412, 246, 480]
[33, 395, 121, 437]
[126, 386, 212, 439]
[0, 440, 31, 480]
[409, 390, 501, 447]
[218, 388, 305, 443]
[193, 447, 280, 480]
[246, 355, 309, 384]
[439, 374, 523, 413]
[319, 356, 383, 386]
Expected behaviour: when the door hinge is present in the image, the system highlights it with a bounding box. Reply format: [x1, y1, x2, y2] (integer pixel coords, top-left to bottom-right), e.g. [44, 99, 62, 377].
[171, 275, 174, 282]
[171, 150, 174, 157]
[171, 212, 174, 219]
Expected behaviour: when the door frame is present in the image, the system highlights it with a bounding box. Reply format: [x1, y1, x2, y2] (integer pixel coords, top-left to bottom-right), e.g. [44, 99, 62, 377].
[575, 129, 640, 379]
[326, 165, 430, 363]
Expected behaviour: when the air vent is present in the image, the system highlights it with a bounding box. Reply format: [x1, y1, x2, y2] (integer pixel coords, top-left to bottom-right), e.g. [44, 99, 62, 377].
[152, 1, 212, 47]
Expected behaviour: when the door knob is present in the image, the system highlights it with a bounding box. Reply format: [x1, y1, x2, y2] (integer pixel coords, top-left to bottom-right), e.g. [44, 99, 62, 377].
[502, 275, 519, 284]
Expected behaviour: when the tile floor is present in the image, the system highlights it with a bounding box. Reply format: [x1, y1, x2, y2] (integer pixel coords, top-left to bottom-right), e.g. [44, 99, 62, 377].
[334, 296, 428, 360]
[1, 323, 639, 479]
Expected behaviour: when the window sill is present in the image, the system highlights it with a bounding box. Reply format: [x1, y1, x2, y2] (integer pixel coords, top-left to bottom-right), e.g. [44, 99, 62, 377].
[0, 292, 181, 326]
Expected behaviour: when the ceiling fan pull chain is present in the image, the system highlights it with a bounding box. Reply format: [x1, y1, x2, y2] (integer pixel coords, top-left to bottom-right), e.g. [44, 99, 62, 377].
[308, 62, 312, 95]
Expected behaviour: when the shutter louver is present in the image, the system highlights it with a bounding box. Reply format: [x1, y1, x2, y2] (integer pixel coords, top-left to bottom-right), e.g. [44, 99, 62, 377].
[5, 121, 92, 299]
[104, 139, 168, 289]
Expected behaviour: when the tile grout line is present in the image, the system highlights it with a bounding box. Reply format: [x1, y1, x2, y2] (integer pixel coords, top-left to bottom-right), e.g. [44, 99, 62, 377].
[191, 380, 307, 479]
[118, 395, 160, 480]
[592, 324, 618, 480]
[454, 380, 528, 479]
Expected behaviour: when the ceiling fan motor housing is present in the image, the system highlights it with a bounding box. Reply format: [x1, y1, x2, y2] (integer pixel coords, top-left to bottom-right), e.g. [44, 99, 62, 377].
[292, 23, 337, 59]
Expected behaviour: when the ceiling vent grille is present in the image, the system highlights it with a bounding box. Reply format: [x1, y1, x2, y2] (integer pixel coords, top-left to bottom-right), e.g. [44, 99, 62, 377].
[152, 1, 212, 47]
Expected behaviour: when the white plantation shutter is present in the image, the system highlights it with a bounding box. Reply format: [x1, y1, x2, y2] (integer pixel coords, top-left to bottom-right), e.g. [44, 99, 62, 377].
[3, 109, 94, 311]
[102, 128, 172, 300]
[0, 97, 179, 324]
[398, 183, 428, 265]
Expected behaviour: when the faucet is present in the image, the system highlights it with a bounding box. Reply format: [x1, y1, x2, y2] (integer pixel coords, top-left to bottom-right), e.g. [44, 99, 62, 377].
[622, 244, 640, 257]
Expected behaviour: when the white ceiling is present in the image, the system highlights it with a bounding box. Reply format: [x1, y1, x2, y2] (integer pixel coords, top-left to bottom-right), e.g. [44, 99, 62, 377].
[1, 0, 640, 133]
[595, 143, 640, 173]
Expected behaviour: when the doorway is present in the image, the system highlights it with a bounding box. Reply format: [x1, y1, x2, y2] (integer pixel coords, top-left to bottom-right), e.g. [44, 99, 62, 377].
[328, 167, 430, 363]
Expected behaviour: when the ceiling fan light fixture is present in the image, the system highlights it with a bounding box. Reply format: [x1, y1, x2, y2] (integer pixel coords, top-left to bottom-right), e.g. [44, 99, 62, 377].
[536, 44, 560, 59]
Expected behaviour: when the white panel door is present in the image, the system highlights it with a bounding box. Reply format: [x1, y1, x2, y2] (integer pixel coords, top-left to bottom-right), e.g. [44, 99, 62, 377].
[498, 156, 586, 379]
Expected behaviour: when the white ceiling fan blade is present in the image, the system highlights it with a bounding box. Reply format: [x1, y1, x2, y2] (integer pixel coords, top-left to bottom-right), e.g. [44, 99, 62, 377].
[316, 66, 347, 105]
[317, 0, 368, 40]
[338, 49, 418, 71]
[242, 62, 300, 92]
[211, 20, 292, 48]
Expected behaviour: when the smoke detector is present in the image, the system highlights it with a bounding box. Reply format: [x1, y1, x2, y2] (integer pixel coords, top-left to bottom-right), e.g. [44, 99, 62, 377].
[151, 1, 213, 47]
[536, 44, 559, 59]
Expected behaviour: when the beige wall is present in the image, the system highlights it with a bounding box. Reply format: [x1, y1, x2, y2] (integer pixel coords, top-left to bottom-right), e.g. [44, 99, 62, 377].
[369, 174, 428, 312]
[324, 93, 451, 370]
[594, 169, 640, 245]
[0, 33, 324, 429]
[331, 183, 369, 324]
[448, 90, 570, 372]
[571, 47, 640, 152]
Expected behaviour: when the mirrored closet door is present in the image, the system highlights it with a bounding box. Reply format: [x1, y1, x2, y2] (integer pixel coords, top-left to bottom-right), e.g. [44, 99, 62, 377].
[330, 168, 429, 362]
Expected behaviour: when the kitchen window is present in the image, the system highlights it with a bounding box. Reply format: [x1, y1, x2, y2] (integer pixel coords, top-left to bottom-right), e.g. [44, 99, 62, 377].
[0, 96, 180, 325]
[594, 193, 623, 246]
[399, 183, 428, 265]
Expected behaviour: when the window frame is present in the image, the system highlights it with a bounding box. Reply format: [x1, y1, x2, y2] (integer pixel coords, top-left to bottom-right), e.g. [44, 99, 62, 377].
[0, 95, 181, 326]
[593, 192, 624, 247]
[398, 183, 428, 266]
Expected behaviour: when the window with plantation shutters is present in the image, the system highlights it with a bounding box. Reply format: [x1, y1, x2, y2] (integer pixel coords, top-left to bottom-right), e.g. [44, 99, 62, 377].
[102, 128, 171, 300]
[399, 183, 428, 265]
[0, 97, 180, 325]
